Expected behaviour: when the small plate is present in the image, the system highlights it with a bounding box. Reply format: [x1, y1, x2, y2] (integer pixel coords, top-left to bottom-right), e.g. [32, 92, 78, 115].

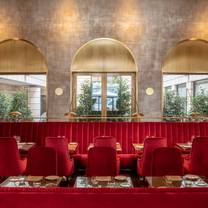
[181, 144, 191, 148]
[196, 180, 208, 186]
[165, 176, 182, 182]
[95, 176, 111, 182]
[45, 176, 60, 181]
[184, 174, 200, 181]
[26, 176, 43, 182]
[9, 177, 20, 182]
[45, 183, 57, 187]
[115, 175, 127, 181]
[119, 182, 130, 187]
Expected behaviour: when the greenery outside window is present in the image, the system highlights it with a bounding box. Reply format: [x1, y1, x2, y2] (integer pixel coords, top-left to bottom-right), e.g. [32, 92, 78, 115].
[72, 73, 135, 118]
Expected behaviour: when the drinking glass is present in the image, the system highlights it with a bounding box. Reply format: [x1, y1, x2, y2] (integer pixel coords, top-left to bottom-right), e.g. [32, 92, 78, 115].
[33, 181, 41, 187]
[18, 177, 26, 186]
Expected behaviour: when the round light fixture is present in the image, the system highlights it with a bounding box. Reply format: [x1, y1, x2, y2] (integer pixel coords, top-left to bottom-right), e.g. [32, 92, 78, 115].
[55, 88, 64, 96]
[146, 87, 154, 96]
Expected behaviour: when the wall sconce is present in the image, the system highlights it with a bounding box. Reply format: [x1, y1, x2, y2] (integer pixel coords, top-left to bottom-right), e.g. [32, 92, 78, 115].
[55, 88, 64, 96]
[146, 87, 154, 96]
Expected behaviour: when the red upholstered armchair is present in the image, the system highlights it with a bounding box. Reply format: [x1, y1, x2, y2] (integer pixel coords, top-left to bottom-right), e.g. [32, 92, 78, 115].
[94, 136, 116, 149]
[184, 136, 208, 176]
[151, 147, 183, 176]
[87, 146, 119, 176]
[26, 147, 57, 176]
[0, 137, 26, 176]
[137, 137, 167, 176]
[45, 137, 74, 176]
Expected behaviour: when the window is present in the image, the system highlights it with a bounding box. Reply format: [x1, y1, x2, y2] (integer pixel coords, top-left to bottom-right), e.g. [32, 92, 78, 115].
[163, 74, 208, 118]
[0, 39, 48, 121]
[71, 38, 137, 118]
[162, 39, 208, 119]
[73, 73, 135, 117]
[194, 79, 208, 96]
[176, 83, 186, 97]
[176, 83, 187, 113]
[0, 74, 46, 120]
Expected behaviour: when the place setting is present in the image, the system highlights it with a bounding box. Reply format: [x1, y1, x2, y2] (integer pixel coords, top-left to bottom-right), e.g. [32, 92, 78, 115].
[75, 175, 133, 188]
[0, 175, 62, 188]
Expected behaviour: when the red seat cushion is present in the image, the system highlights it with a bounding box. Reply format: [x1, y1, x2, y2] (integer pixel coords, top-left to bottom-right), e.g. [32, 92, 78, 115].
[184, 158, 191, 174]
[151, 147, 184, 176]
[0, 137, 27, 176]
[184, 137, 208, 176]
[87, 147, 119, 176]
[26, 147, 57, 176]
[94, 136, 116, 149]
[137, 137, 167, 176]
[45, 137, 74, 176]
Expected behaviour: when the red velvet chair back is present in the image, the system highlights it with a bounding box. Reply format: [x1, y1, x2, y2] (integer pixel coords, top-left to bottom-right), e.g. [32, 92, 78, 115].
[151, 147, 183, 176]
[87, 147, 117, 176]
[0, 137, 25, 176]
[190, 136, 208, 176]
[141, 137, 167, 176]
[45, 137, 74, 176]
[26, 147, 57, 176]
[94, 136, 116, 148]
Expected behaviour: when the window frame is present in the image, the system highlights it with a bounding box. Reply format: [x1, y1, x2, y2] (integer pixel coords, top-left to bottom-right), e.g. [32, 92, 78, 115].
[71, 72, 136, 117]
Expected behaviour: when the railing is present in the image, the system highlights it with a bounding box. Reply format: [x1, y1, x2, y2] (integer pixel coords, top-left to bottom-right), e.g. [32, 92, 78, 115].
[1, 115, 208, 122]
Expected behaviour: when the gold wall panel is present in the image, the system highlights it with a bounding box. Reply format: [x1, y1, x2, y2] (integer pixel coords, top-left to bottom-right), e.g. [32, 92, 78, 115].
[0, 39, 47, 74]
[162, 39, 208, 74]
[71, 38, 137, 72]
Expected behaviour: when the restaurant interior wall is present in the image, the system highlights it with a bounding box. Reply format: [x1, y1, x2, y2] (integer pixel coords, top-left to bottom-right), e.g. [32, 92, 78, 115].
[0, 0, 207, 120]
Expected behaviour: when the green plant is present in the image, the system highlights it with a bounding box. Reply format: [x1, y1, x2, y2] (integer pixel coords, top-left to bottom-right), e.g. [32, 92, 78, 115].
[9, 90, 32, 120]
[0, 92, 10, 119]
[76, 76, 131, 119]
[163, 90, 186, 121]
[76, 81, 96, 116]
[191, 89, 208, 116]
[115, 76, 131, 116]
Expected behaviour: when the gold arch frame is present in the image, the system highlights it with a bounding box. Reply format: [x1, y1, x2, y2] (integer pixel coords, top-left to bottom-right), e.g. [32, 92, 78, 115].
[70, 38, 138, 115]
[162, 38, 208, 74]
[0, 38, 48, 74]
[71, 38, 137, 72]
[0, 38, 48, 119]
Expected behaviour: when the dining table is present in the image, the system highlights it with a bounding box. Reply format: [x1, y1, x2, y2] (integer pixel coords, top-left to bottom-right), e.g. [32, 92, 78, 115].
[17, 142, 36, 154]
[132, 143, 144, 152]
[0, 176, 62, 188]
[175, 142, 192, 154]
[75, 176, 133, 188]
[87, 142, 122, 152]
[68, 142, 78, 154]
[146, 175, 208, 188]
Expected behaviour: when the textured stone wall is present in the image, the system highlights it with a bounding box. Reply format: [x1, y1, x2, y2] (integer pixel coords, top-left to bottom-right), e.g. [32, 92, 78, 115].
[0, 0, 208, 119]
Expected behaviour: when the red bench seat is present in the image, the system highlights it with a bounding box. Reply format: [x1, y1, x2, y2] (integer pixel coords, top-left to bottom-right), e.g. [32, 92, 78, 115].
[0, 187, 208, 208]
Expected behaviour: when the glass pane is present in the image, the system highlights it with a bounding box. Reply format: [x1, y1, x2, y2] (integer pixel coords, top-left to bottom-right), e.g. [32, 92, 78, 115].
[76, 75, 101, 116]
[107, 75, 132, 117]
[177, 83, 186, 97]
[194, 79, 208, 95]
[0, 74, 46, 121]
[163, 74, 208, 119]
[92, 76, 102, 112]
